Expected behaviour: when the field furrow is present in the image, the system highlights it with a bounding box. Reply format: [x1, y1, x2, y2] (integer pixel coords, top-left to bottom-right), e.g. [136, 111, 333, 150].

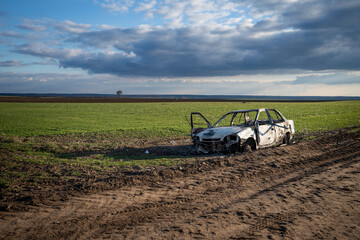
[1, 129, 359, 239]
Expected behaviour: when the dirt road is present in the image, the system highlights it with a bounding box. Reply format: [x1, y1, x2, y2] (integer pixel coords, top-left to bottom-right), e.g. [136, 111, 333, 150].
[1, 129, 359, 239]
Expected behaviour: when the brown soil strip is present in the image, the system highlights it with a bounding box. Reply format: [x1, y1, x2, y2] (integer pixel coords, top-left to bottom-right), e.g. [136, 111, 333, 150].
[0, 129, 359, 239]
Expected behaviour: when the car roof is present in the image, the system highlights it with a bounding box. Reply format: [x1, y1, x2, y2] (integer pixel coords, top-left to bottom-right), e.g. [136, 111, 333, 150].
[225, 108, 267, 114]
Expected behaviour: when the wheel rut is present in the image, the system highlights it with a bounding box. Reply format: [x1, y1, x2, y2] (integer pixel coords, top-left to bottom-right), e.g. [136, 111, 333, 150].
[1, 130, 359, 239]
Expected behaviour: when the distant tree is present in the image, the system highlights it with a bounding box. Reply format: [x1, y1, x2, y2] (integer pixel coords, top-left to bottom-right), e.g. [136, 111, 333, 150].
[116, 90, 123, 98]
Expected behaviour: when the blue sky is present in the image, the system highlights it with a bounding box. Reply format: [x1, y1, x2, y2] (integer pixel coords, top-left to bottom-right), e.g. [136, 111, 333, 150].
[0, 0, 359, 95]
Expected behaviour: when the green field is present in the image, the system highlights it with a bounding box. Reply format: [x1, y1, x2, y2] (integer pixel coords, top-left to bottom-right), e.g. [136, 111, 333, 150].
[1, 101, 359, 190]
[1, 101, 360, 137]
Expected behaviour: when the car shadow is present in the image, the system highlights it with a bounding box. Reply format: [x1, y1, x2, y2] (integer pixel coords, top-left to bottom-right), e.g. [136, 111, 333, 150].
[55, 143, 197, 161]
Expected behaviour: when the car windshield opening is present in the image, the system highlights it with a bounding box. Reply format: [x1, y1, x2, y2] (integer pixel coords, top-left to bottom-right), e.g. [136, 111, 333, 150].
[215, 111, 257, 127]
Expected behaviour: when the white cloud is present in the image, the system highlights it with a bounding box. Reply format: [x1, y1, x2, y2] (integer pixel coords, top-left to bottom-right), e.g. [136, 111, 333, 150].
[2, 0, 360, 96]
[1, 71, 359, 96]
[159, 1, 187, 20]
[251, 28, 300, 39]
[225, 17, 245, 25]
[187, 11, 230, 26]
[18, 19, 47, 32]
[97, 24, 117, 30]
[221, 2, 241, 11]
[97, 0, 135, 12]
[135, 0, 157, 18]
[15, 42, 83, 60]
[186, 0, 217, 14]
[52, 20, 92, 34]
[95, 0, 257, 28]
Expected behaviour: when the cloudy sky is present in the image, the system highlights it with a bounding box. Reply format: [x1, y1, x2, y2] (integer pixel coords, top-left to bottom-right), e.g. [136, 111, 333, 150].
[0, 0, 359, 96]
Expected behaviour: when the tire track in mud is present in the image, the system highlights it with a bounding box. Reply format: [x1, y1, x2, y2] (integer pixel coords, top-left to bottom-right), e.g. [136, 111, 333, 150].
[86, 137, 354, 238]
[98, 132, 360, 239]
[225, 155, 360, 240]
[0, 130, 359, 239]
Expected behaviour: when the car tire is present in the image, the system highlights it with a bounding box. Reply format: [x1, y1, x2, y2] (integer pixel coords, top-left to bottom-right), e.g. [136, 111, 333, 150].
[243, 144, 252, 152]
[284, 132, 292, 145]
[242, 140, 253, 153]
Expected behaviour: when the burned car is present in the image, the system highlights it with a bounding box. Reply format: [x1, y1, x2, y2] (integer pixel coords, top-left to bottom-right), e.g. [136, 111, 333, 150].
[190, 108, 295, 154]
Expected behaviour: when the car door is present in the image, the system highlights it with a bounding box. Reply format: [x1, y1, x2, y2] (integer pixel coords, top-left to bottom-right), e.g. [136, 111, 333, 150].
[267, 109, 286, 144]
[256, 109, 276, 147]
[190, 112, 212, 137]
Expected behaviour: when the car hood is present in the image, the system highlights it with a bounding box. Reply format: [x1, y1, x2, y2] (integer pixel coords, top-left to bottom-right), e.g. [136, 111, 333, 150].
[196, 126, 246, 140]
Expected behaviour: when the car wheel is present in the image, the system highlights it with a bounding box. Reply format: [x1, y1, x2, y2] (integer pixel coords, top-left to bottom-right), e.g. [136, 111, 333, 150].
[229, 143, 239, 153]
[243, 144, 252, 152]
[242, 140, 253, 153]
[284, 132, 292, 145]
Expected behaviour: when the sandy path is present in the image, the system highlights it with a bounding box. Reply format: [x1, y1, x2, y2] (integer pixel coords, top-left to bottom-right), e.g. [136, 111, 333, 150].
[1, 130, 359, 239]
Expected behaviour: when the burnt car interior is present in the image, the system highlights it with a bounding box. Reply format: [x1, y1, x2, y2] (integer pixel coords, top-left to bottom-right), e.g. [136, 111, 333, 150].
[190, 108, 294, 154]
[191, 109, 287, 131]
[268, 109, 285, 123]
[190, 112, 211, 136]
[214, 111, 257, 127]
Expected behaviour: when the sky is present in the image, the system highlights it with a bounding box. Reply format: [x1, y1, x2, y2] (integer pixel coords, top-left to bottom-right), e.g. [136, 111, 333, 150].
[0, 0, 359, 96]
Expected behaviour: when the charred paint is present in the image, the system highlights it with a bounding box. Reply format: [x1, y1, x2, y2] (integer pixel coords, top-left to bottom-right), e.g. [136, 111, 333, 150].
[190, 109, 295, 154]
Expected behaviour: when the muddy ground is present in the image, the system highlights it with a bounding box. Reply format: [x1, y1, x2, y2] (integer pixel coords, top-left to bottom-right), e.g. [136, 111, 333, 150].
[0, 129, 359, 239]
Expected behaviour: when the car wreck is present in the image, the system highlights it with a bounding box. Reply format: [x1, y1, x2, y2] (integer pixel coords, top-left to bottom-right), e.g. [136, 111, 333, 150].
[190, 108, 295, 154]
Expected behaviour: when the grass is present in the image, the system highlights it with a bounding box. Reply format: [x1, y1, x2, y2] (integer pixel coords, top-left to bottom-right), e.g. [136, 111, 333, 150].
[0, 132, 192, 190]
[1, 101, 360, 191]
[1, 101, 359, 137]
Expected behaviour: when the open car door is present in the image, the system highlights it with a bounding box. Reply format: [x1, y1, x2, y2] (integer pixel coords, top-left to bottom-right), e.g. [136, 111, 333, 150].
[190, 112, 211, 137]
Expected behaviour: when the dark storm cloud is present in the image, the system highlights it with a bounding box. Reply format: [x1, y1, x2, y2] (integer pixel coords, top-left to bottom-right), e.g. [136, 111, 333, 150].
[281, 1, 360, 30]
[12, 0, 360, 79]
[61, 27, 360, 77]
[62, 26, 250, 77]
[68, 27, 141, 49]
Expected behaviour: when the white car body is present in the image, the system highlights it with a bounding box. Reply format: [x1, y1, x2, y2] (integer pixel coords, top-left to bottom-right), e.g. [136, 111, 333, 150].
[191, 108, 295, 154]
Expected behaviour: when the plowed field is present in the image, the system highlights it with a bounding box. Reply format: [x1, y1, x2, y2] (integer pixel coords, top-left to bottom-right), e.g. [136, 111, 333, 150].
[1, 129, 359, 239]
